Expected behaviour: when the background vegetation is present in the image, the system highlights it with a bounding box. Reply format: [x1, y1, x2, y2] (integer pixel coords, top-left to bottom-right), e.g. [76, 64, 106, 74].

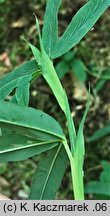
[0, 0, 110, 199]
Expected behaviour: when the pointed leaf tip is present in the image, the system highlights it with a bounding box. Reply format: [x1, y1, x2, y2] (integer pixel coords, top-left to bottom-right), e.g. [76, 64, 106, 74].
[33, 13, 39, 27]
[20, 36, 29, 44]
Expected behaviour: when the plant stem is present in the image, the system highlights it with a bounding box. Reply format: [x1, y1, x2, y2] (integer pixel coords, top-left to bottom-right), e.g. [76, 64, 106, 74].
[36, 46, 84, 199]
[63, 141, 84, 200]
[70, 160, 84, 200]
[64, 92, 76, 153]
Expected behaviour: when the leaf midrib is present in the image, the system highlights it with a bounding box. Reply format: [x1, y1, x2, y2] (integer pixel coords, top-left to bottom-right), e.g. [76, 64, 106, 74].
[0, 140, 59, 154]
[0, 119, 65, 140]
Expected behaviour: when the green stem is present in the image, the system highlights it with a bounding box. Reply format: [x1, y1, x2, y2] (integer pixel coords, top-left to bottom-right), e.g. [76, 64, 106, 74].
[63, 141, 84, 200]
[30, 23, 84, 198]
[64, 92, 76, 153]
[70, 159, 84, 200]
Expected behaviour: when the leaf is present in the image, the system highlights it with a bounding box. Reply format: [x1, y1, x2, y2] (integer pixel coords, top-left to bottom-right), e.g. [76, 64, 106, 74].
[100, 67, 110, 80]
[0, 60, 41, 100]
[64, 91, 76, 153]
[100, 161, 110, 182]
[0, 0, 5, 3]
[71, 59, 87, 81]
[0, 75, 31, 136]
[15, 75, 30, 106]
[0, 134, 58, 162]
[85, 161, 110, 197]
[42, 0, 61, 57]
[0, 101, 66, 142]
[88, 67, 110, 80]
[85, 181, 110, 196]
[51, 0, 110, 58]
[0, 80, 17, 101]
[24, 41, 41, 66]
[55, 60, 69, 79]
[1, 75, 31, 135]
[63, 51, 75, 62]
[28, 41, 66, 114]
[95, 79, 106, 93]
[87, 122, 110, 142]
[29, 144, 68, 199]
[73, 89, 90, 197]
[29, 17, 76, 152]
[75, 89, 90, 156]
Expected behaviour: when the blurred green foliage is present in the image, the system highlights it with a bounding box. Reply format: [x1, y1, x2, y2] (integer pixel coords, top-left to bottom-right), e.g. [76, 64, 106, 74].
[85, 161, 110, 199]
[56, 50, 87, 81]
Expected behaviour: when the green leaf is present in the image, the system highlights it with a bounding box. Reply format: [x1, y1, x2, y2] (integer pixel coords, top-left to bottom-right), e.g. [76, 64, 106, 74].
[0, 0, 5, 3]
[1, 75, 30, 135]
[0, 80, 17, 101]
[63, 51, 75, 62]
[75, 89, 90, 156]
[29, 18, 76, 153]
[55, 60, 69, 79]
[71, 59, 87, 81]
[0, 101, 66, 142]
[24, 41, 41, 66]
[95, 79, 106, 93]
[0, 60, 41, 100]
[42, 0, 61, 57]
[85, 181, 110, 196]
[100, 161, 110, 182]
[88, 67, 110, 80]
[0, 134, 58, 162]
[64, 92, 76, 153]
[85, 161, 110, 197]
[51, 0, 110, 58]
[29, 145, 68, 199]
[1, 74, 31, 135]
[100, 67, 110, 80]
[15, 75, 30, 106]
[28, 41, 66, 114]
[73, 89, 90, 197]
[87, 122, 110, 142]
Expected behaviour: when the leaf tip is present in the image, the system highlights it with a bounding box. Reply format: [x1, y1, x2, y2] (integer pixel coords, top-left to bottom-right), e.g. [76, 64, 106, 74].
[20, 36, 28, 44]
[33, 13, 39, 30]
